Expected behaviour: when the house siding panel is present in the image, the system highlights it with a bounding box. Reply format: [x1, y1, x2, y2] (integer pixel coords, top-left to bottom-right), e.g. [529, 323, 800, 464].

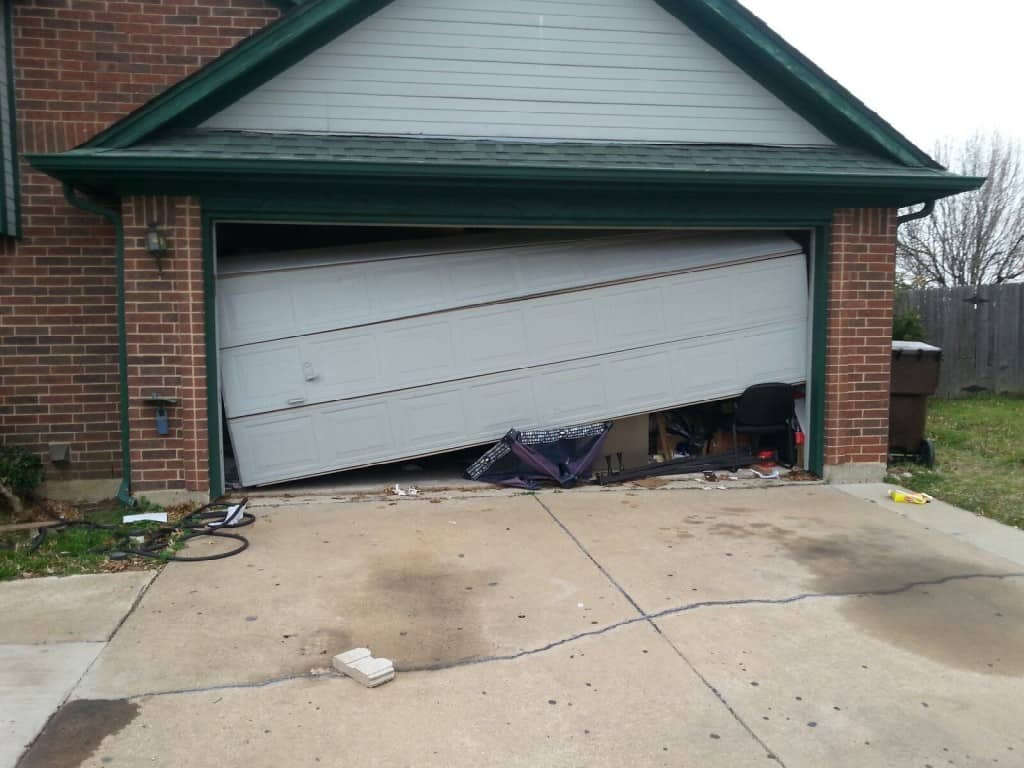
[203, 0, 833, 145]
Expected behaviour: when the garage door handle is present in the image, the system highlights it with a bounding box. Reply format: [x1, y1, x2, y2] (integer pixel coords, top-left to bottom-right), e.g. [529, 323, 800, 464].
[286, 397, 307, 406]
[302, 362, 319, 381]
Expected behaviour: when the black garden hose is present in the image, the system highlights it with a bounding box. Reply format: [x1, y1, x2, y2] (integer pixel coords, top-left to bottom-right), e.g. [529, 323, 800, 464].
[30, 498, 254, 563]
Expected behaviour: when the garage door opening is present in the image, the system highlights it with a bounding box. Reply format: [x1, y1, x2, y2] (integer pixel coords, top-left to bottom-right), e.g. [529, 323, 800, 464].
[214, 223, 814, 489]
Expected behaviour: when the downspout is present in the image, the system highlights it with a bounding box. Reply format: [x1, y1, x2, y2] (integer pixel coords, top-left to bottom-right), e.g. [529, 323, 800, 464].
[62, 183, 134, 506]
[897, 200, 935, 226]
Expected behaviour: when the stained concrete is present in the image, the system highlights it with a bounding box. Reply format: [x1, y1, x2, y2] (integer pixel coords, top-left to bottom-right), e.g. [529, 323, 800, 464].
[538, 485, 1017, 613]
[837, 482, 1024, 568]
[0, 572, 155, 644]
[656, 595, 1024, 767]
[16, 485, 1024, 767]
[68, 623, 772, 768]
[76, 494, 637, 698]
[0, 643, 104, 768]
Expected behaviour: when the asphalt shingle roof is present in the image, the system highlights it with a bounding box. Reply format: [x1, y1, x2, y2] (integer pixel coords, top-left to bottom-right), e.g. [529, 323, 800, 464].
[83, 131, 957, 180]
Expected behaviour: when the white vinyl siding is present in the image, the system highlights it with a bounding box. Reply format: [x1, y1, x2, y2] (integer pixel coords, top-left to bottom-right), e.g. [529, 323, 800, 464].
[202, 0, 833, 145]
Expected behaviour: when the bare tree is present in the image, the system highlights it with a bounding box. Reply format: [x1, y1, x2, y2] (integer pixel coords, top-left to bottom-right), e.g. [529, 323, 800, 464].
[898, 133, 1024, 287]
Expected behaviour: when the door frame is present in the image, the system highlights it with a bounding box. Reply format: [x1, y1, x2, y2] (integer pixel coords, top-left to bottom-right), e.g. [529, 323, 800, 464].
[202, 199, 832, 497]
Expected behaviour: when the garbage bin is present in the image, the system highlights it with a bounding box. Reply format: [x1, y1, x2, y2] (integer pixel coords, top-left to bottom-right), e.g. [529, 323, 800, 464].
[889, 341, 942, 467]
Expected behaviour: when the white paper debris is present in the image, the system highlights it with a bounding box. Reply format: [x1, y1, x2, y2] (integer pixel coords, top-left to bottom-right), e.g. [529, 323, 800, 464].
[391, 485, 419, 497]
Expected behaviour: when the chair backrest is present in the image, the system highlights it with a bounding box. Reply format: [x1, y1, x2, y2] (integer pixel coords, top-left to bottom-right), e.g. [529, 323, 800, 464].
[735, 383, 795, 427]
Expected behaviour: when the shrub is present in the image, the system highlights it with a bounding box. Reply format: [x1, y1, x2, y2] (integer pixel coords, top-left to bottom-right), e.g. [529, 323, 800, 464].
[893, 306, 927, 341]
[0, 447, 44, 515]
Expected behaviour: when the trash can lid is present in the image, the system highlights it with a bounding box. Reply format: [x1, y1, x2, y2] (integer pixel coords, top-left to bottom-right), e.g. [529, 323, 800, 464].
[892, 340, 941, 354]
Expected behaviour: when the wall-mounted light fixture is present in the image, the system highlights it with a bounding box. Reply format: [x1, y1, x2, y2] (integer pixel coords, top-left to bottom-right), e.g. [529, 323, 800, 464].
[145, 222, 169, 272]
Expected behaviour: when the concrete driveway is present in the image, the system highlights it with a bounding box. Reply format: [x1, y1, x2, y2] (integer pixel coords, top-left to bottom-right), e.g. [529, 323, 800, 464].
[9, 483, 1024, 767]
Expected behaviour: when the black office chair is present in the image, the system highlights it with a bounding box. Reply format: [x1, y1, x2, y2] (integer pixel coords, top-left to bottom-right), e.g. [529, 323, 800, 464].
[730, 383, 796, 465]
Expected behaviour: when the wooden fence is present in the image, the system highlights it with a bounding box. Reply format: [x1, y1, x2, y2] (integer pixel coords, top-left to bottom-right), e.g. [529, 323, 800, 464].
[896, 283, 1024, 397]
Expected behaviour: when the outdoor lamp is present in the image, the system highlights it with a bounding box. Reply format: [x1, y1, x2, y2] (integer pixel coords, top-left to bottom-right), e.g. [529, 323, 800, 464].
[145, 222, 169, 272]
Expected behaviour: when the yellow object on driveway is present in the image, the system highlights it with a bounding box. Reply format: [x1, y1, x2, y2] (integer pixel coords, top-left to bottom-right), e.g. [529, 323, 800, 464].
[888, 489, 933, 504]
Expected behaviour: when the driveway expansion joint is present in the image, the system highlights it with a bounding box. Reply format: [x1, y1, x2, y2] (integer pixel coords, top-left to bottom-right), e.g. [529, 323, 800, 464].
[532, 495, 788, 765]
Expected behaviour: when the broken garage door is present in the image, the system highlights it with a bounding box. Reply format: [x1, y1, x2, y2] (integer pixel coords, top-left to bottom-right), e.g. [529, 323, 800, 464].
[217, 231, 808, 486]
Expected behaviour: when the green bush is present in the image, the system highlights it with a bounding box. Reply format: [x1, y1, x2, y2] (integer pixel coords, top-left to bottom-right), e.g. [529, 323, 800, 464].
[893, 306, 927, 341]
[0, 446, 44, 501]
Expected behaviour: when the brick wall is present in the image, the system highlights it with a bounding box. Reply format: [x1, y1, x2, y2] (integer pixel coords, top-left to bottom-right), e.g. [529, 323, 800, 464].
[122, 196, 206, 493]
[0, 0, 278, 488]
[824, 207, 898, 470]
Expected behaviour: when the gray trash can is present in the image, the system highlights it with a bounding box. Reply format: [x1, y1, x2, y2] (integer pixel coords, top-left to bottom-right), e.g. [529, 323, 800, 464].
[889, 341, 942, 467]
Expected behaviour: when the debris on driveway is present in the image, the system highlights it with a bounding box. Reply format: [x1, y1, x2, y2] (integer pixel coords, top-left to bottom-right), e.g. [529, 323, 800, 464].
[333, 647, 395, 688]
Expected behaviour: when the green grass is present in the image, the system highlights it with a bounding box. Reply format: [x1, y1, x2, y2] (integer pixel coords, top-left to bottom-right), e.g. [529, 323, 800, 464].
[0, 525, 123, 580]
[890, 394, 1024, 530]
[0, 504, 171, 580]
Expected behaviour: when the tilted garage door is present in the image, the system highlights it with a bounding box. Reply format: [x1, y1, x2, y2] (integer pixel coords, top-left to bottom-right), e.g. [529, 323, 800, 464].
[217, 231, 809, 486]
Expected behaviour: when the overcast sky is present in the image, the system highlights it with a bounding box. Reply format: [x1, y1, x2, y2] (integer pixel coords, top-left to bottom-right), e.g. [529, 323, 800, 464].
[739, 0, 1023, 152]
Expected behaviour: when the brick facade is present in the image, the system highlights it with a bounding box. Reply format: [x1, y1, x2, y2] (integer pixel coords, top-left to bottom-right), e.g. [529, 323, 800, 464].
[122, 196, 207, 493]
[824, 208, 898, 472]
[0, 0, 277, 489]
[2, 1, 905, 496]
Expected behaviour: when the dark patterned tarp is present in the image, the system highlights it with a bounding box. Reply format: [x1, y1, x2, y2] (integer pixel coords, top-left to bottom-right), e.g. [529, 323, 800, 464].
[464, 422, 613, 489]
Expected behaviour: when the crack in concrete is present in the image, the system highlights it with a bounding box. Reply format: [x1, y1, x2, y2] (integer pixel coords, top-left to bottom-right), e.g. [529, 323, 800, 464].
[126, 672, 323, 701]
[109, 570, 1024, 702]
[532, 495, 788, 765]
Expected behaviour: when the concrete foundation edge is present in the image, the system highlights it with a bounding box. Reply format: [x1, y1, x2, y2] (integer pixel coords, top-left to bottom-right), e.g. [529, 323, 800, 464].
[823, 462, 887, 484]
[39, 478, 123, 503]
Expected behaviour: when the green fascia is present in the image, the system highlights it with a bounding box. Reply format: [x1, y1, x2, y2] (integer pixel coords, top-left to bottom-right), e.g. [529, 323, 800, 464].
[267, 0, 301, 11]
[78, 0, 941, 170]
[28, 154, 983, 207]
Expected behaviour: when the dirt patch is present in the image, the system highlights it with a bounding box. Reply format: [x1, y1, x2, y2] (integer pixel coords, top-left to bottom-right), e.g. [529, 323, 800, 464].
[18, 698, 139, 768]
[349, 550, 500, 668]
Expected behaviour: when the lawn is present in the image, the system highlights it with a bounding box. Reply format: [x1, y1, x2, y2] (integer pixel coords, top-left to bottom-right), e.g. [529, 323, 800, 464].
[891, 394, 1024, 530]
[0, 503, 179, 581]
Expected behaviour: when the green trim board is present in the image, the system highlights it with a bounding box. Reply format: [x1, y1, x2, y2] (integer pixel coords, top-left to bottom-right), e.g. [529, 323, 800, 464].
[29, 136, 983, 207]
[809, 224, 830, 476]
[62, 185, 133, 505]
[202, 212, 223, 498]
[0, 0, 20, 237]
[75, 0, 942, 170]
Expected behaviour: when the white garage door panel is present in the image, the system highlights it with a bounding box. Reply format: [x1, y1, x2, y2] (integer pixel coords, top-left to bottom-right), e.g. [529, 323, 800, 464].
[217, 231, 801, 347]
[220, 255, 805, 418]
[228, 320, 807, 485]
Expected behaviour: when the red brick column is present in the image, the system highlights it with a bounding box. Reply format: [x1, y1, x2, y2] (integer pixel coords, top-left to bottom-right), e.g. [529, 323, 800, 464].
[122, 197, 209, 498]
[823, 208, 898, 481]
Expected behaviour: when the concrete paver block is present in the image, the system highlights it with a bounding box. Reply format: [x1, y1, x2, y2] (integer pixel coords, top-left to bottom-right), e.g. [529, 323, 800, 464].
[333, 648, 395, 687]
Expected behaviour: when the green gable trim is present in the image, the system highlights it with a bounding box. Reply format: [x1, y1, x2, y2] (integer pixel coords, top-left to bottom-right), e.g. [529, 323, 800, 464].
[79, 0, 940, 171]
[85, 0, 395, 149]
[659, 0, 938, 168]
